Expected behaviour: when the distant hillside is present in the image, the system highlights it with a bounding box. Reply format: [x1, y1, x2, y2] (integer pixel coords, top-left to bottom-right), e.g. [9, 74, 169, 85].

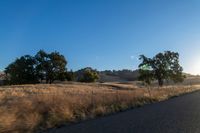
[98, 70, 199, 83]
[183, 72, 199, 77]
[99, 69, 139, 82]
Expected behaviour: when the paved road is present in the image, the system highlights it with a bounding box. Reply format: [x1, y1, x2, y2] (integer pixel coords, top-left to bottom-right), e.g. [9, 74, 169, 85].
[45, 91, 200, 133]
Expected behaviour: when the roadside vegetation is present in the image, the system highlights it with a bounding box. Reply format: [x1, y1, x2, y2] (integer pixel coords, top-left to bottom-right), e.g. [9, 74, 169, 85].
[0, 82, 200, 133]
[4, 50, 99, 85]
[138, 51, 185, 86]
[0, 50, 198, 133]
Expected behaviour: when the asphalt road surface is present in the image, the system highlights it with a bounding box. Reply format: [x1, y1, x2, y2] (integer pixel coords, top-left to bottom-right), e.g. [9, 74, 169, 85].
[45, 91, 200, 133]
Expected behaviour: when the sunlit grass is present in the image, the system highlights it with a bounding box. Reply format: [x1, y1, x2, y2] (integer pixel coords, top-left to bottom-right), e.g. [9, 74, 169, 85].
[0, 82, 199, 133]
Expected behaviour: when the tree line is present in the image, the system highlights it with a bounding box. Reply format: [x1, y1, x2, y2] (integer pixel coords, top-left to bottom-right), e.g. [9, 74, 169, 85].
[4, 50, 99, 85]
[4, 50, 185, 86]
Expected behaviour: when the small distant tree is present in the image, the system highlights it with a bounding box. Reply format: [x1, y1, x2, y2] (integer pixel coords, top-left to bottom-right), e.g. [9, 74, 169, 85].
[65, 70, 75, 81]
[35, 50, 67, 84]
[57, 70, 75, 81]
[138, 51, 185, 86]
[5, 55, 38, 84]
[76, 67, 99, 82]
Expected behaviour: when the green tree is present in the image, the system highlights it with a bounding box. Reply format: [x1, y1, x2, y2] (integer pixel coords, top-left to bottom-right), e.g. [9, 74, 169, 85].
[35, 50, 67, 84]
[76, 67, 99, 82]
[56, 70, 75, 81]
[5, 55, 38, 84]
[65, 70, 75, 81]
[138, 51, 185, 86]
[35, 50, 48, 82]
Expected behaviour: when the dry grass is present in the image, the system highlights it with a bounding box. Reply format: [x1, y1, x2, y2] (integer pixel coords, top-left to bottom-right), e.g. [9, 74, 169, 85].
[0, 82, 200, 133]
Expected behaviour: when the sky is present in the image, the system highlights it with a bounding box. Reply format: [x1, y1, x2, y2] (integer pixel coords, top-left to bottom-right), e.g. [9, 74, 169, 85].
[0, 0, 200, 74]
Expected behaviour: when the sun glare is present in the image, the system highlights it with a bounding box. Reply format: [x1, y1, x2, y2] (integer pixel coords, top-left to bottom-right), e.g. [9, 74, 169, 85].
[186, 57, 200, 75]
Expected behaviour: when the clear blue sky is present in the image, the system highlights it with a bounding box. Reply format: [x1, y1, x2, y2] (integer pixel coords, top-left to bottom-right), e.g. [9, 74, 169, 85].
[0, 0, 200, 74]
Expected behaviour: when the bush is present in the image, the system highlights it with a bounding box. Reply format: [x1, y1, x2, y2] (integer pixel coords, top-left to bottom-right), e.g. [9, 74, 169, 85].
[76, 67, 99, 82]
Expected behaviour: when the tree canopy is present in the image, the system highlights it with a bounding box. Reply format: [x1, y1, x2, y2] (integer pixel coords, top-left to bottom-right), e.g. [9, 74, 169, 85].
[138, 51, 185, 86]
[75, 67, 99, 82]
[5, 50, 68, 84]
[5, 55, 38, 84]
[35, 50, 67, 84]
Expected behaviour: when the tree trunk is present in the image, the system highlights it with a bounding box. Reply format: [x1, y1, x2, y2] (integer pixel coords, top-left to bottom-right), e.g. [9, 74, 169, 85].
[158, 78, 164, 87]
[49, 79, 54, 84]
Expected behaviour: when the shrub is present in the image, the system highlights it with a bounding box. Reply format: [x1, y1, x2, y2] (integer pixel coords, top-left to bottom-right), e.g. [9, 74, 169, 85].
[76, 67, 99, 82]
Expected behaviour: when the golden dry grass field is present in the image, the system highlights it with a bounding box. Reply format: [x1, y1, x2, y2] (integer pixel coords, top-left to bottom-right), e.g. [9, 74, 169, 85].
[0, 78, 200, 133]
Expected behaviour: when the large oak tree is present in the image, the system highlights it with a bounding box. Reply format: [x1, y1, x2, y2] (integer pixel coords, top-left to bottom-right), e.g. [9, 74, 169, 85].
[5, 55, 38, 84]
[35, 50, 67, 84]
[138, 51, 185, 86]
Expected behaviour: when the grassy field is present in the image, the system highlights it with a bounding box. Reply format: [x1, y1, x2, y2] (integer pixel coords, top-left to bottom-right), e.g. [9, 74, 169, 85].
[0, 80, 200, 133]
